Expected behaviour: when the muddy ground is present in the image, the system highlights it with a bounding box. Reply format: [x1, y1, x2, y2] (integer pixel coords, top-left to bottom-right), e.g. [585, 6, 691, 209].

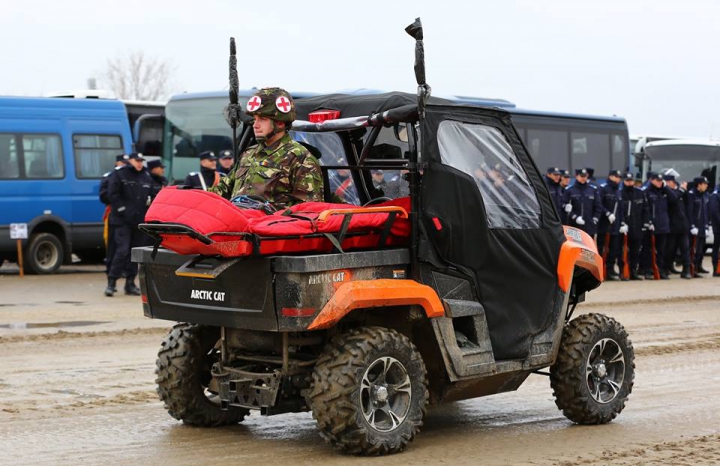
[1, 263, 719, 465]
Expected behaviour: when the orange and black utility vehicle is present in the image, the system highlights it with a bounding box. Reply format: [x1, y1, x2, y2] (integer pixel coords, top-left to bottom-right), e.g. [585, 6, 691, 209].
[133, 19, 634, 455]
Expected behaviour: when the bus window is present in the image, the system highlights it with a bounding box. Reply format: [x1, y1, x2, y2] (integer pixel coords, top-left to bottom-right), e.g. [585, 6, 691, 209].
[612, 134, 628, 172]
[23, 134, 64, 179]
[526, 128, 569, 170]
[0, 134, 19, 179]
[572, 132, 610, 175]
[73, 134, 123, 178]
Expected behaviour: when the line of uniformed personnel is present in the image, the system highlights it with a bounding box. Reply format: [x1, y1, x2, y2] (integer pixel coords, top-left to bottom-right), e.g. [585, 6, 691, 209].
[545, 166, 720, 280]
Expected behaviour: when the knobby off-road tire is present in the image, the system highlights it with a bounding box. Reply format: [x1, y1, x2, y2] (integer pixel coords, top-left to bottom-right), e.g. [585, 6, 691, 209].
[550, 313, 635, 424]
[155, 323, 249, 426]
[307, 326, 429, 455]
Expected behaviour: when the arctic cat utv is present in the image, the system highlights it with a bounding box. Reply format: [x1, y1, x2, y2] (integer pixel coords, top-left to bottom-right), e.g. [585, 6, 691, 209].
[133, 20, 634, 455]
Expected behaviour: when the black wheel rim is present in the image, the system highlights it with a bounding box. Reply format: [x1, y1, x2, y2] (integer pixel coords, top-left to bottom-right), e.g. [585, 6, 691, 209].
[360, 356, 412, 432]
[586, 337, 625, 404]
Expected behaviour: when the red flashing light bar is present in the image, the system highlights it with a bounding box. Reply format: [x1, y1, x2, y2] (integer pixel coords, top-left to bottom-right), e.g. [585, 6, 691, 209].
[308, 110, 341, 123]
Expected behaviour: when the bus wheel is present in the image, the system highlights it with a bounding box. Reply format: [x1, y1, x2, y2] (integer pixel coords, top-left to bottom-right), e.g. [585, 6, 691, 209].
[26, 233, 64, 274]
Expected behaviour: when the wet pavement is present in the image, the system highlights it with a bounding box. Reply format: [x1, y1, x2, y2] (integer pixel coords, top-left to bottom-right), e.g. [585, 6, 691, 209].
[1, 263, 720, 465]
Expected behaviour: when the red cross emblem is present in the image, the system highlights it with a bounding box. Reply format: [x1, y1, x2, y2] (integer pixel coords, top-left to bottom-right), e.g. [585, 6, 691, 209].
[246, 96, 262, 112]
[276, 96, 291, 113]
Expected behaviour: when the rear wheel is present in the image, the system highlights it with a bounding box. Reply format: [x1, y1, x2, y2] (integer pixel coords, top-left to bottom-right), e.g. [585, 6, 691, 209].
[550, 313, 635, 424]
[307, 326, 428, 455]
[25, 232, 63, 274]
[155, 323, 249, 426]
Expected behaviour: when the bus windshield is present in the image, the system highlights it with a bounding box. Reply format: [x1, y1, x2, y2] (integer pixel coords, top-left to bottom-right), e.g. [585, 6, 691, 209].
[645, 143, 720, 183]
[164, 96, 242, 182]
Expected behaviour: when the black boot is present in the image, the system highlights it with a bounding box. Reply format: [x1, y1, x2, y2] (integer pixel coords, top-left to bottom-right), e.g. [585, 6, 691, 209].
[629, 271, 644, 280]
[659, 270, 670, 280]
[105, 278, 117, 297]
[698, 265, 710, 274]
[607, 271, 620, 281]
[125, 276, 141, 296]
[669, 267, 681, 274]
[681, 266, 692, 279]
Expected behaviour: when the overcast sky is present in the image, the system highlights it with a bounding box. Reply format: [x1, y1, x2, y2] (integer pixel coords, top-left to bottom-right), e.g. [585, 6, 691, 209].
[1, 0, 719, 138]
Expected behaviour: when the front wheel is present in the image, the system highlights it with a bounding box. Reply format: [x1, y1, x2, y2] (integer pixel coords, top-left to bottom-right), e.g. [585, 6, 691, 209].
[307, 326, 428, 455]
[550, 313, 635, 424]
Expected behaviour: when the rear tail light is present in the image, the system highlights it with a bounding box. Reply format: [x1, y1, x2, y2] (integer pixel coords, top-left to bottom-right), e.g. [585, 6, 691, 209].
[281, 307, 316, 317]
[141, 294, 148, 304]
[308, 110, 340, 123]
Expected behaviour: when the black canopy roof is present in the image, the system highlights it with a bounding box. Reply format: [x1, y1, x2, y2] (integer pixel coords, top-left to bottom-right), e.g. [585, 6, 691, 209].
[293, 91, 474, 121]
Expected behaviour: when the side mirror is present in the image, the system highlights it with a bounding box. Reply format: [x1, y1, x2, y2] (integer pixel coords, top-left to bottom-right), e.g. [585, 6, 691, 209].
[393, 124, 408, 143]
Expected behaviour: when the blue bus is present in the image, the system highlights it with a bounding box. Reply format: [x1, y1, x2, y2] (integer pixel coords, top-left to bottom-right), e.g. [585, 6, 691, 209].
[0, 97, 145, 273]
[160, 89, 629, 187]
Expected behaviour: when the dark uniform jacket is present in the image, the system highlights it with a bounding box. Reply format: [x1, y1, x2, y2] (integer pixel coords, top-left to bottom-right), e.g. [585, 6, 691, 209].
[686, 189, 709, 236]
[184, 167, 220, 190]
[150, 174, 167, 197]
[598, 179, 623, 235]
[107, 165, 154, 226]
[544, 176, 563, 215]
[99, 166, 123, 205]
[668, 187, 690, 235]
[621, 184, 649, 239]
[561, 181, 602, 236]
[709, 189, 720, 230]
[644, 184, 674, 234]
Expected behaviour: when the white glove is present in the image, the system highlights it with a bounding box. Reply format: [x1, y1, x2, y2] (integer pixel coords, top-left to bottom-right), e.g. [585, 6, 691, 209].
[607, 213, 616, 224]
[564, 203, 573, 213]
[707, 228, 714, 245]
[619, 223, 628, 234]
[648, 223, 655, 231]
[575, 216, 585, 226]
[691, 227, 699, 236]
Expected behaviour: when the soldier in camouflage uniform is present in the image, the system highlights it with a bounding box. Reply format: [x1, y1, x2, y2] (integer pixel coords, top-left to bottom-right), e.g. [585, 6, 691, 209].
[211, 88, 323, 207]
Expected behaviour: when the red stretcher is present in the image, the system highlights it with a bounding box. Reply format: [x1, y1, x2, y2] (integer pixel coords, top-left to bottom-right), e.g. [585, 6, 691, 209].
[139, 187, 411, 258]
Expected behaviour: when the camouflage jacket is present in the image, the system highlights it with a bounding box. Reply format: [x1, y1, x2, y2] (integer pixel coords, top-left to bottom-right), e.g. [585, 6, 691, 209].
[210, 134, 323, 207]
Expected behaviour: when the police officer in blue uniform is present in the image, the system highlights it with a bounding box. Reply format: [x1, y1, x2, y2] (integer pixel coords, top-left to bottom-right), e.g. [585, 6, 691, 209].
[99, 154, 127, 289]
[687, 176, 710, 276]
[664, 174, 692, 279]
[544, 167, 563, 215]
[597, 170, 624, 280]
[147, 159, 167, 196]
[217, 150, 234, 175]
[184, 151, 221, 190]
[562, 168, 602, 237]
[621, 172, 648, 280]
[709, 186, 720, 276]
[640, 173, 673, 279]
[106, 153, 154, 297]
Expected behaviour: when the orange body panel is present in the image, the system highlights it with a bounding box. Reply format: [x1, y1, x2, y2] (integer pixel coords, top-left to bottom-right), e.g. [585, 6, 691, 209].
[307, 279, 445, 330]
[557, 226, 605, 293]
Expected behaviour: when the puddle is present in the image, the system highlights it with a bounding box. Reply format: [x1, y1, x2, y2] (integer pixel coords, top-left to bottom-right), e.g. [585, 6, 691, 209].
[0, 321, 109, 329]
[54, 301, 87, 305]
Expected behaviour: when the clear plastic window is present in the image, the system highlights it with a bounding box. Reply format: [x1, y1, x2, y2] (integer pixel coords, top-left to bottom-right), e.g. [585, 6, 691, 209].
[73, 134, 123, 179]
[23, 134, 64, 179]
[437, 121, 541, 229]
